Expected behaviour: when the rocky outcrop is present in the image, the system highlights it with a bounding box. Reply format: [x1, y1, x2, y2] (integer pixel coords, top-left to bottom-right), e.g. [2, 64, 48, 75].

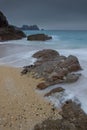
[21, 49, 82, 89]
[33, 100, 87, 130]
[0, 11, 9, 27]
[27, 34, 52, 41]
[20, 25, 39, 30]
[0, 11, 26, 41]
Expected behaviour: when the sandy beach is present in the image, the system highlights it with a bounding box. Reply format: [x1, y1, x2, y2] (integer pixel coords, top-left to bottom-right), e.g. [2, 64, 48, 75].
[0, 65, 60, 130]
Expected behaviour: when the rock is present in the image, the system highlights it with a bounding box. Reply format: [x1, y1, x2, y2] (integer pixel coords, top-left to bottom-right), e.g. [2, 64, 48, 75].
[21, 68, 28, 75]
[33, 100, 87, 130]
[64, 73, 81, 83]
[0, 11, 9, 27]
[44, 87, 65, 96]
[0, 11, 26, 41]
[33, 49, 59, 60]
[60, 55, 82, 72]
[36, 82, 48, 90]
[48, 70, 68, 82]
[20, 25, 40, 30]
[27, 34, 52, 41]
[22, 49, 82, 89]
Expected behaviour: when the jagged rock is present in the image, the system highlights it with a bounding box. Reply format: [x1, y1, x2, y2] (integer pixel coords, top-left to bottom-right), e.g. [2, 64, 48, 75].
[27, 34, 52, 41]
[44, 87, 65, 96]
[60, 55, 82, 72]
[48, 70, 68, 82]
[22, 49, 82, 89]
[0, 11, 26, 41]
[0, 11, 9, 27]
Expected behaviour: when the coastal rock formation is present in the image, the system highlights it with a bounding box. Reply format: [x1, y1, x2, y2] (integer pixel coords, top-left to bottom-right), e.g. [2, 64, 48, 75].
[21, 49, 82, 89]
[33, 49, 59, 61]
[33, 100, 87, 130]
[27, 34, 52, 41]
[0, 11, 9, 27]
[0, 11, 26, 41]
[20, 25, 39, 30]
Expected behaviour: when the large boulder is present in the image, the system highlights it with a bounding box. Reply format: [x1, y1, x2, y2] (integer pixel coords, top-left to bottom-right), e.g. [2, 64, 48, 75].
[33, 49, 59, 62]
[27, 34, 52, 41]
[21, 49, 82, 89]
[0, 11, 26, 41]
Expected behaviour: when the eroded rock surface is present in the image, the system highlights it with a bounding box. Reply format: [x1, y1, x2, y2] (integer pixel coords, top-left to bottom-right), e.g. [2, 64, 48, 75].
[22, 49, 82, 89]
[0, 11, 26, 41]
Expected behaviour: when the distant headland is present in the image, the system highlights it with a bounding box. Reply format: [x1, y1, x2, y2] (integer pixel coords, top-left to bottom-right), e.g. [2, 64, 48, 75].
[19, 25, 40, 30]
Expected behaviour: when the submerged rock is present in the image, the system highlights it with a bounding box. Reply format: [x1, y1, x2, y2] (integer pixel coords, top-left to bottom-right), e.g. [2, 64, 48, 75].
[27, 34, 52, 41]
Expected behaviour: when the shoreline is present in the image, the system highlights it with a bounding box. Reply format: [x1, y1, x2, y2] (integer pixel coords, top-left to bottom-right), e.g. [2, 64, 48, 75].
[0, 65, 60, 130]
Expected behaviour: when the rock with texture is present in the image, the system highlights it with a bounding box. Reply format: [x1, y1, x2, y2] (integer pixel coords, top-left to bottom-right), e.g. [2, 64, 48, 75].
[22, 49, 82, 89]
[27, 34, 52, 41]
[0, 11, 26, 41]
[0, 11, 9, 27]
[44, 87, 65, 96]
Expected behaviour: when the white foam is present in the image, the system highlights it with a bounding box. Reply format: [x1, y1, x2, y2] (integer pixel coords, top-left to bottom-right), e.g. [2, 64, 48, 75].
[0, 50, 37, 67]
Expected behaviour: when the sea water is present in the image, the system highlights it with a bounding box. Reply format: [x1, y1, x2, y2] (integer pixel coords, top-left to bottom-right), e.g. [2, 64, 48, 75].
[0, 30, 87, 113]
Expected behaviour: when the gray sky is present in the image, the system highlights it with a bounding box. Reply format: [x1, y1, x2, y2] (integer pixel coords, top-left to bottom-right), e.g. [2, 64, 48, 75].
[0, 0, 87, 30]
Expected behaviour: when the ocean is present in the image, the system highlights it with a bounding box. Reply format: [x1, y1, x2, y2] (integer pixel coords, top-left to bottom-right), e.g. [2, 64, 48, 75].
[0, 30, 87, 113]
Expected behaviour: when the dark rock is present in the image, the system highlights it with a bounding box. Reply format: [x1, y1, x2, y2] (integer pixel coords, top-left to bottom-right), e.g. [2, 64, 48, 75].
[0, 11, 9, 27]
[20, 25, 39, 30]
[44, 87, 65, 96]
[33, 100, 87, 130]
[21, 65, 35, 75]
[37, 82, 48, 90]
[27, 34, 52, 41]
[48, 69, 68, 82]
[0, 11, 26, 41]
[21, 68, 28, 75]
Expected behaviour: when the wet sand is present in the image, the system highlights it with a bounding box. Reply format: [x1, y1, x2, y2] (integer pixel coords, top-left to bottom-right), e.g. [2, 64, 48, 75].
[0, 66, 60, 130]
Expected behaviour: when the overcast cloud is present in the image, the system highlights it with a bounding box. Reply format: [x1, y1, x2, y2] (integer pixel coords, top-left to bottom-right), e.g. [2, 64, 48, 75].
[0, 0, 87, 29]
